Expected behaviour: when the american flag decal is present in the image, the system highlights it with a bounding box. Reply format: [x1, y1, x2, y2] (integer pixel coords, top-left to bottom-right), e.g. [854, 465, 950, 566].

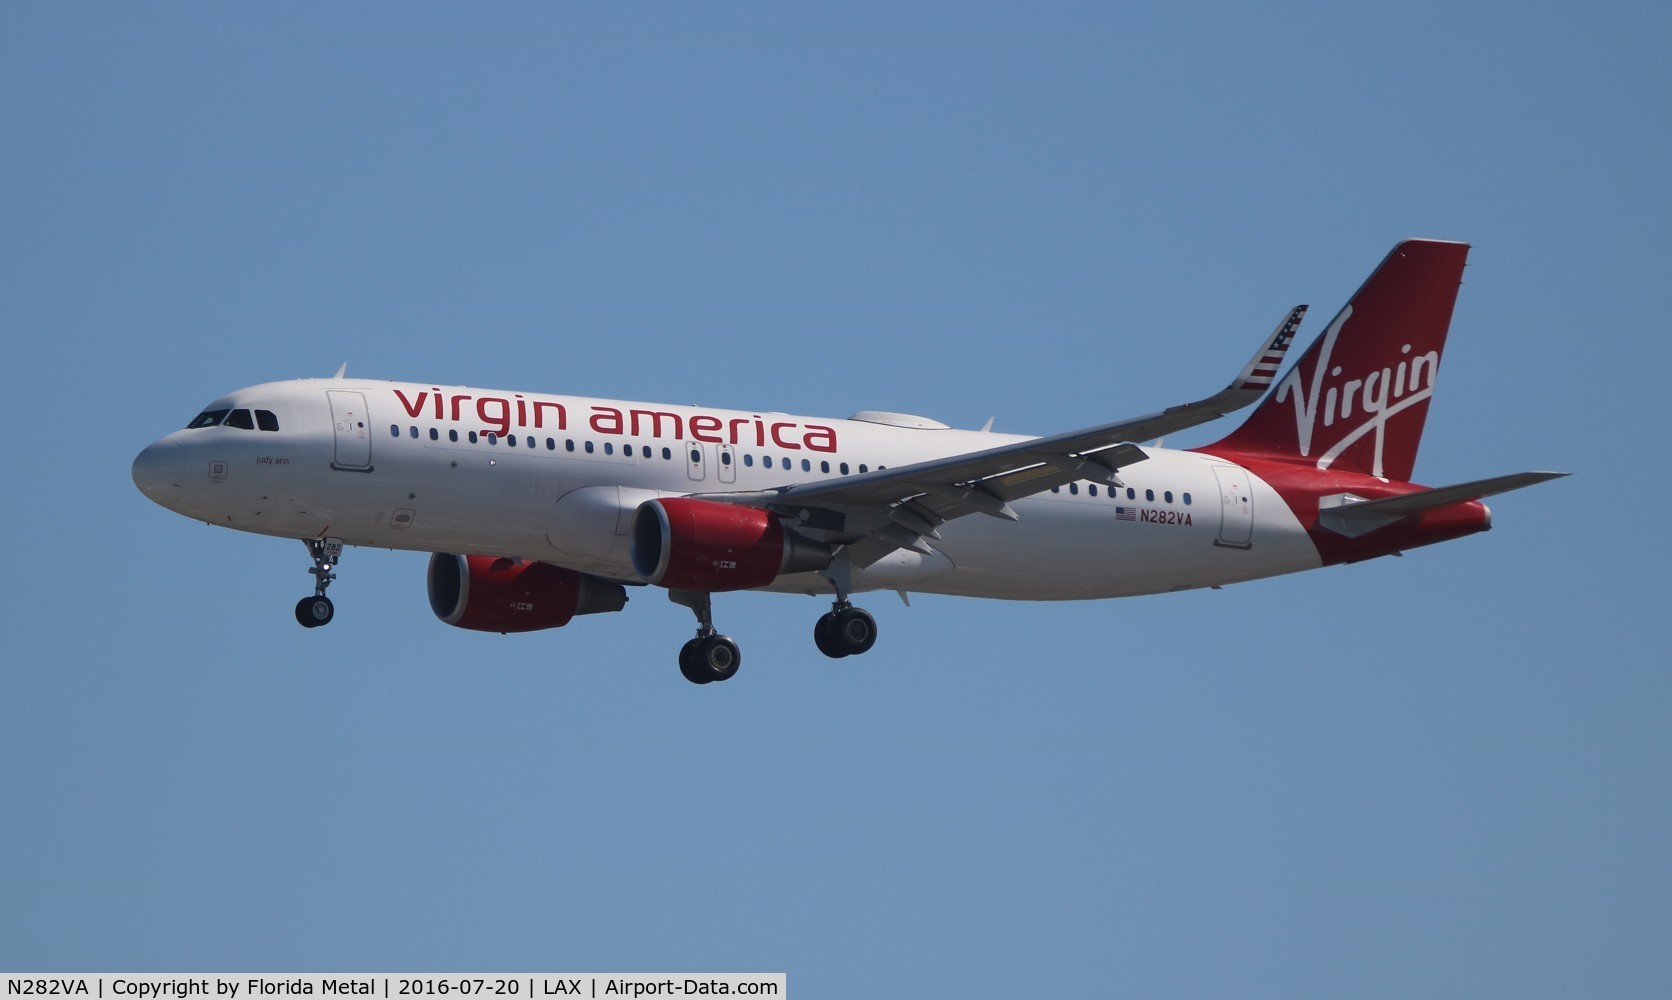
[1115, 506, 1136, 521]
[1234, 305, 1307, 391]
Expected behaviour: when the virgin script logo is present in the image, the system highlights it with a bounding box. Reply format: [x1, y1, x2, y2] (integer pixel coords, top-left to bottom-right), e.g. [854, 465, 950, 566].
[1272, 305, 1440, 478]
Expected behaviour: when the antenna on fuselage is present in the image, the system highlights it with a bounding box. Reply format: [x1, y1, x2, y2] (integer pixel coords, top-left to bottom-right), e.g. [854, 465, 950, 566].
[331, 363, 348, 379]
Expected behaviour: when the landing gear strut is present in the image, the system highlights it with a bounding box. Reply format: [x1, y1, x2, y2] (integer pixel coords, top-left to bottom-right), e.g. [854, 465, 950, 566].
[294, 537, 343, 628]
[669, 590, 741, 685]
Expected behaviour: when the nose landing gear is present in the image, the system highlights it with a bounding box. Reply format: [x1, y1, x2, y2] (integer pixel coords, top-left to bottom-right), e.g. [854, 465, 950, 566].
[294, 537, 343, 628]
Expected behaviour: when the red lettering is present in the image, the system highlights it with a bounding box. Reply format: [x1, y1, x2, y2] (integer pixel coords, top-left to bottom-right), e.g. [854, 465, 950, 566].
[590, 406, 623, 435]
[770, 421, 801, 450]
[393, 389, 428, 418]
[477, 397, 510, 436]
[533, 400, 566, 430]
[728, 417, 751, 445]
[629, 409, 682, 439]
[690, 415, 723, 443]
[450, 394, 470, 420]
[804, 424, 837, 453]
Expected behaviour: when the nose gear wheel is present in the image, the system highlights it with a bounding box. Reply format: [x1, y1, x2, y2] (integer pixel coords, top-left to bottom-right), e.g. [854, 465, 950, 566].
[296, 537, 343, 629]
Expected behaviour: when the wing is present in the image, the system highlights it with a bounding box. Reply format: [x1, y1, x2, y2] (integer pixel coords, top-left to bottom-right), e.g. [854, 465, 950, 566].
[702, 306, 1307, 566]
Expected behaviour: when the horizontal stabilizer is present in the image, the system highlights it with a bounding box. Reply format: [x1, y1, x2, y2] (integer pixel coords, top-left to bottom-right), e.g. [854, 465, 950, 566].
[1318, 471, 1568, 537]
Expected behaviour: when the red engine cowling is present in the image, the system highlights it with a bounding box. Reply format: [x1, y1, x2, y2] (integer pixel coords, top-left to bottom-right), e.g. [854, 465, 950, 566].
[428, 554, 628, 633]
[630, 498, 832, 592]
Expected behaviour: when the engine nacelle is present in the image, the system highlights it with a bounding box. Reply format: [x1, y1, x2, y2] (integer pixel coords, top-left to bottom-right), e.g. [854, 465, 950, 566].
[428, 553, 628, 633]
[630, 498, 833, 592]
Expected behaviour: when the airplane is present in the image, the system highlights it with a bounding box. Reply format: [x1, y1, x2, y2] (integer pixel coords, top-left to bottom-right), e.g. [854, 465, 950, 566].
[132, 239, 1564, 684]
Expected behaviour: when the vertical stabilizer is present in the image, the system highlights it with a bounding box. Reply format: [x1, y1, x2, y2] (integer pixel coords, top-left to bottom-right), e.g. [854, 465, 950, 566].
[1204, 239, 1469, 482]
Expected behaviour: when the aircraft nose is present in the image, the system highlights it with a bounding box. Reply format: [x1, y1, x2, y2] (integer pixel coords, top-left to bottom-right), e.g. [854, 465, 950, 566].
[132, 438, 184, 503]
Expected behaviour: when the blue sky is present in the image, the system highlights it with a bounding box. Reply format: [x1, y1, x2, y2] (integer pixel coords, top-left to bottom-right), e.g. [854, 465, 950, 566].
[2, 3, 1666, 996]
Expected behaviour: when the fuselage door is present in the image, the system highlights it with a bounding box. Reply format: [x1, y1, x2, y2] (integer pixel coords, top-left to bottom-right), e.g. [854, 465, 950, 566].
[1211, 464, 1254, 549]
[718, 444, 737, 484]
[328, 390, 373, 472]
[685, 442, 706, 481]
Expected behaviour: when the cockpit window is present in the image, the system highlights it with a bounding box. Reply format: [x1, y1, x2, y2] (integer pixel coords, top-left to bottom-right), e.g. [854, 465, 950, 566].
[186, 409, 230, 429]
[224, 409, 255, 430]
[255, 409, 279, 431]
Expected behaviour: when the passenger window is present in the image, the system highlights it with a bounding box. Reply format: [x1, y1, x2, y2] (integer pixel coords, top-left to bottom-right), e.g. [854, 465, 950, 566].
[801, 459, 812, 472]
[661, 447, 672, 460]
[744, 454, 754, 467]
[469, 431, 479, 443]
[566, 439, 575, 452]
[449, 429, 459, 442]
[604, 442, 613, 455]
[763, 456, 774, 469]
[585, 441, 594, 453]
[429, 428, 439, 441]
[1183, 492, 1192, 505]
[840, 462, 849, 475]
[722, 452, 733, 466]
[546, 438, 555, 451]
[1127, 488, 1136, 500]
[508, 435, 517, 447]
[1164, 491, 1173, 503]
[1089, 485, 1098, 497]
[820, 461, 830, 473]
[409, 426, 419, 439]
[389, 424, 400, 437]
[186, 410, 229, 429]
[690, 448, 701, 463]
[487, 433, 498, 445]
[1069, 483, 1079, 495]
[1145, 489, 1154, 501]
[255, 410, 280, 431]
[859, 464, 868, 473]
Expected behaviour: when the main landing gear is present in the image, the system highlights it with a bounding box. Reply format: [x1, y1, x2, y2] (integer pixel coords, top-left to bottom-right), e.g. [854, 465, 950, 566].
[294, 537, 343, 629]
[815, 560, 877, 658]
[814, 601, 877, 659]
[669, 589, 881, 685]
[670, 590, 741, 685]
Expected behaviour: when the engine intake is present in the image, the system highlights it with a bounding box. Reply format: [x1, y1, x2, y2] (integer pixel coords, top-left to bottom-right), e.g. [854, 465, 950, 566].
[428, 554, 627, 633]
[630, 498, 832, 592]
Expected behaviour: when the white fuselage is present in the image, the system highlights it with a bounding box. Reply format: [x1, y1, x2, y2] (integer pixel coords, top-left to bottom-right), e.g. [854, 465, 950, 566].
[133, 378, 1324, 601]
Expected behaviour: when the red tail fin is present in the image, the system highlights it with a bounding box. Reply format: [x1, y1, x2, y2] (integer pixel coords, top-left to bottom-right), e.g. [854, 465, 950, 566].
[1203, 239, 1469, 482]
